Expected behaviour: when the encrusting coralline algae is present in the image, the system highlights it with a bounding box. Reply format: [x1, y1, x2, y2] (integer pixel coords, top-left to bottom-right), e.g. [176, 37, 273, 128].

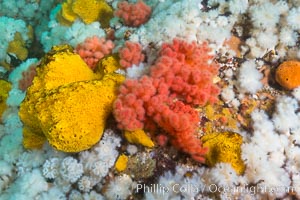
[0, 0, 300, 199]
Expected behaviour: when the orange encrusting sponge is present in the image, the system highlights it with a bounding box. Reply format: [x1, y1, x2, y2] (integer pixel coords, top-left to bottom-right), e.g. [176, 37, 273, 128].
[275, 60, 300, 90]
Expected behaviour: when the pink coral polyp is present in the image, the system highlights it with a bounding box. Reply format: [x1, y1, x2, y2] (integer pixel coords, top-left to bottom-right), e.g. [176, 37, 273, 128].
[75, 36, 114, 70]
[151, 39, 220, 106]
[113, 38, 220, 162]
[119, 41, 145, 68]
[114, 0, 151, 27]
[113, 76, 156, 131]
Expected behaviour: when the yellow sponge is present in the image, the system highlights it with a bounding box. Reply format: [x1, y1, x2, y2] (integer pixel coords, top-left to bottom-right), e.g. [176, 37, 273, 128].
[97, 54, 122, 78]
[202, 132, 245, 175]
[58, 0, 113, 27]
[0, 80, 11, 122]
[22, 127, 46, 149]
[115, 154, 128, 172]
[124, 129, 154, 148]
[19, 45, 99, 139]
[19, 45, 125, 152]
[7, 32, 28, 61]
[36, 76, 124, 152]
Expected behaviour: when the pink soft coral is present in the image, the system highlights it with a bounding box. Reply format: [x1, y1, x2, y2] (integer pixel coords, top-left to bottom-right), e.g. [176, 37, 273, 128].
[119, 41, 145, 68]
[114, 0, 151, 27]
[113, 39, 219, 162]
[148, 100, 208, 163]
[113, 76, 156, 131]
[144, 96, 208, 162]
[75, 36, 114, 70]
[151, 39, 220, 106]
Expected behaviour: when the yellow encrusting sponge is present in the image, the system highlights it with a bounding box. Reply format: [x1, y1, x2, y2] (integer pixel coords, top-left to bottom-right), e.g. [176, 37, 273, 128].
[0, 80, 11, 122]
[202, 132, 245, 175]
[115, 154, 129, 172]
[19, 45, 125, 152]
[124, 129, 155, 148]
[58, 0, 113, 27]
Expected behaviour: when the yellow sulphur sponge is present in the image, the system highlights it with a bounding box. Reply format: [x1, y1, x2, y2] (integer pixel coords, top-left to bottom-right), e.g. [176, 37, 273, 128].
[0, 80, 11, 122]
[124, 129, 154, 148]
[202, 132, 245, 175]
[115, 154, 129, 172]
[38, 75, 124, 152]
[7, 32, 28, 61]
[97, 54, 122, 78]
[19, 45, 125, 152]
[58, 0, 113, 27]
[19, 45, 100, 143]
